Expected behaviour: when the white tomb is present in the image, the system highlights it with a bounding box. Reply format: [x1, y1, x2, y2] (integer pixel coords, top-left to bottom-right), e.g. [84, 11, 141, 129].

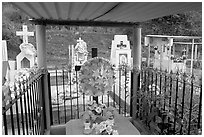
[145, 35, 187, 73]
[110, 35, 132, 107]
[16, 25, 36, 70]
[110, 35, 132, 68]
[74, 37, 88, 66]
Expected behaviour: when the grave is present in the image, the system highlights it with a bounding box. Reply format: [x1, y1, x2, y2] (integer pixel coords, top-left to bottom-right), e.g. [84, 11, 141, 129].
[16, 43, 37, 70]
[16, 25, 36, 70]
[145, 35, 187, 73]
[110, 35, 132, 106]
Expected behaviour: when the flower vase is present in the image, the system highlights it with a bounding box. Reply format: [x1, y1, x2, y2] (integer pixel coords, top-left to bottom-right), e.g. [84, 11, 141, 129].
[84, 122, 90, 130]
[83, 122, 92, 135]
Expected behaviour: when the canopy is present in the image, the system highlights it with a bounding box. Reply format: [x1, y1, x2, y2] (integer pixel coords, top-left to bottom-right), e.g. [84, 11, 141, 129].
[11, 2, 201, 26]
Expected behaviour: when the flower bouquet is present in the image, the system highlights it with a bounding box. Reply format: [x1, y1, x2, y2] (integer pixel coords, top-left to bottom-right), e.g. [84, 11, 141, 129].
[93, 120, 119, 135]
[87, 100, 107, 116]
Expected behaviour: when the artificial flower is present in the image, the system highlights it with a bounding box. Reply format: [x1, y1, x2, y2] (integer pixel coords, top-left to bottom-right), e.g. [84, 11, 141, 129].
[79, 57, 115, 97]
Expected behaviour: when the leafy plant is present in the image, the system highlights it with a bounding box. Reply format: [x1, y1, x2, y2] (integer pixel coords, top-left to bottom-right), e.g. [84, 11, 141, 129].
[136, 69, 202, 135]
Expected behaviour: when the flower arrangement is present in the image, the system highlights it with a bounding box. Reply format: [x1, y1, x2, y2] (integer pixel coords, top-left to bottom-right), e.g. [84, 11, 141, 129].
[87, 100, 107, 116]
[81, 101, 117, 134]
[79, 57, 115, 96]
[93, 120, 119, 135]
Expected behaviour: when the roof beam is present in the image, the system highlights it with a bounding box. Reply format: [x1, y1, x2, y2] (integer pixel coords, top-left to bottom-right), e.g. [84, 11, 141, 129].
[29, 19, 137, 27]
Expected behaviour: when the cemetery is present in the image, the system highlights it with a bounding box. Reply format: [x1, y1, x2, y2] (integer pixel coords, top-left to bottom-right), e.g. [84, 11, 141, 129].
[2, 2, 202, 135]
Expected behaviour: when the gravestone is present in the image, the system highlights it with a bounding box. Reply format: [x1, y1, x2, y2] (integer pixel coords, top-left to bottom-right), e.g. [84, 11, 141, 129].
[74, 37, 88, 66]
[16, 25, 36, 70]
[110, 35, 132, 107]
[110, 35, 132, 68]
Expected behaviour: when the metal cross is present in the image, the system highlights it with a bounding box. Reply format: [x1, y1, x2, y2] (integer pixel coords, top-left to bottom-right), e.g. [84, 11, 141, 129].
[117, 41, 126, 49]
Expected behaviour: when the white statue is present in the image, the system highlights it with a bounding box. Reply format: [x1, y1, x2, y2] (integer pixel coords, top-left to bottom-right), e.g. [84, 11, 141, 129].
[74, 37, 88, 65]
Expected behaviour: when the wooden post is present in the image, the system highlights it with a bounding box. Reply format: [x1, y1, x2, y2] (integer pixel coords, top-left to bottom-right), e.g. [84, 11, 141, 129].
[36, 24, 51, 132]
[92, 48, 98, 103]
[132, 24, 141, 119]
[190, 39, 194, 74]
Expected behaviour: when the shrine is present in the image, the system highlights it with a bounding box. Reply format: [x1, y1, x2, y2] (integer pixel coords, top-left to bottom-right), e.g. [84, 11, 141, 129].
[110, 35, 132, 108]
[16, 25, 37, 70]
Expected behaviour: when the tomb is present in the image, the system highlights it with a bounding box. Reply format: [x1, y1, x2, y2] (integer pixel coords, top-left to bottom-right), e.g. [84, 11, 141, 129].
[110, 35, 132, 68]
[16, 25, 36, 70]
[16, 43, 37, 70]
[110, 35, 132, 107]
[145, 35, 188, 73]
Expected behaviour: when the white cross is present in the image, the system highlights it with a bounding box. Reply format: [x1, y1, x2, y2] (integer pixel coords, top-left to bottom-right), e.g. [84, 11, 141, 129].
[16, 25, 34, 44]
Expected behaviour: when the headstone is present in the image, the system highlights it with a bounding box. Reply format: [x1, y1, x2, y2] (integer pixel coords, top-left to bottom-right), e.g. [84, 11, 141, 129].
[16, 25, 36, 70]
[110, 35, 132, 68]
[74, 37, 88, 66]
[110, 35, 132, 107]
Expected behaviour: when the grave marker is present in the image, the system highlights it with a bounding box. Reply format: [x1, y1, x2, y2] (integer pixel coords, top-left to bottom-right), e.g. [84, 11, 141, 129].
[16, 25, 34, 44]
[16, 25, 36, 70]
[110, 35, 132, 106]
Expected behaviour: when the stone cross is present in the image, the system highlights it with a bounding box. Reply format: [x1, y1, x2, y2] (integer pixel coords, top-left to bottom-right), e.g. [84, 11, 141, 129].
[16, 25, 34, 44]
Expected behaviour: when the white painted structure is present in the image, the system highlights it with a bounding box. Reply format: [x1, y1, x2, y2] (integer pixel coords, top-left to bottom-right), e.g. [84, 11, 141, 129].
[16, 25, 34, 44]
[16, 25, 37, 70]
[145, 35, 202, 73]
[74, 37, 88, 66]
[16, 43, 37, 70]
[110, 35, 132, 105]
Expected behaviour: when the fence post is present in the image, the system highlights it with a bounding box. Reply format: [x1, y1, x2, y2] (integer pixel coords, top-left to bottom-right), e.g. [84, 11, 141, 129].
[92, 48, 98, 103]
[47, 73, 53, 125]
[130, 72, 133, 117]
[132, 24, 142, 120]
[39, 69, 51, 134]
[39, 73, 46, 134]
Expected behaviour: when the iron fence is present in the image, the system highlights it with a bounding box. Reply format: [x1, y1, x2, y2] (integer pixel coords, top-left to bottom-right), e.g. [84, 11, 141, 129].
[48, 66, 132, 125]
[2, 69, 48, 135]
[136, 67, 202, 135]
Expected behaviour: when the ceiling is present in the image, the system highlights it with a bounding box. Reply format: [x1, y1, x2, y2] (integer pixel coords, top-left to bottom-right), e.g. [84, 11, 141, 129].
[11, 2, 202, 26]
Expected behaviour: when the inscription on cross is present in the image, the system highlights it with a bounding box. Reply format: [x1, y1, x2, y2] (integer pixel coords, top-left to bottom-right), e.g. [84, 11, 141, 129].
[16, 25, 34, 44]
[117, 41, 127, 49]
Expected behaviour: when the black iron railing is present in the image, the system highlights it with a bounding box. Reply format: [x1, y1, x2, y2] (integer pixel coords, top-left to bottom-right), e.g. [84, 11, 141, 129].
[136, 68, 202, 135]
[2, 69, 48, 135]
[48, 66, 132, 125]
